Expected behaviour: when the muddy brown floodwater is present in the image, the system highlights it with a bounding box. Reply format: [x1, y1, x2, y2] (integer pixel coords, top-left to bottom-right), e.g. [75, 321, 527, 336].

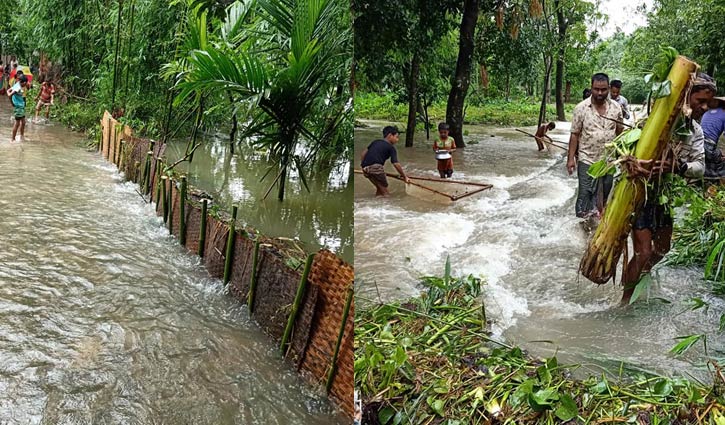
[355, 120, 724, 381]
[0, 110, 346, 424]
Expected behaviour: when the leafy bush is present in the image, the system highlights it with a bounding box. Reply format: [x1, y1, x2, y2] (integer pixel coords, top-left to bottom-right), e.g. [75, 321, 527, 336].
[355, 92, 575, 127]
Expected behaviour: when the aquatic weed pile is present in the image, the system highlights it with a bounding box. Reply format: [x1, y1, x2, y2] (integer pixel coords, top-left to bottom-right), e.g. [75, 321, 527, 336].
[355, 271, 725, 424]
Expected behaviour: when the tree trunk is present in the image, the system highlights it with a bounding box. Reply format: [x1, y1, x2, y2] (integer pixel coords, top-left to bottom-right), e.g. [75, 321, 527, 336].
[405, 52, 420, 147]
[420, 93, 430, 140]
[554, 0, 567, 121]
[538, 55, 553, 127]
[445, 0, 479, 149]
[565, 80, 571, 102]
[579, 56, 697, 284]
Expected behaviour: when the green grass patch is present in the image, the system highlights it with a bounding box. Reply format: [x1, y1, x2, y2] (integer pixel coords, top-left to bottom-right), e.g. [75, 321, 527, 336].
[355, 92, 575, 127]
[355, 263, 725, 424]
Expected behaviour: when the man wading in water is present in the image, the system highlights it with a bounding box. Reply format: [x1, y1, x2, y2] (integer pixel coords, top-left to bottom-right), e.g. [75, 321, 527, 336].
[621, 73, 714, 304]
[361, 126, 410, 197]
[567, 73, 624, 218]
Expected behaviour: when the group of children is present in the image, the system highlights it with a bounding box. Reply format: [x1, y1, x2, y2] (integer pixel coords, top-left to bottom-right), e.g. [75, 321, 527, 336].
[2, 61, 56, 143]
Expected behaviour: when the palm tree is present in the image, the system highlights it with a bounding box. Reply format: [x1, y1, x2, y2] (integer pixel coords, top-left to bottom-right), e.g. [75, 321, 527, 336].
[169, 0, 351, 201]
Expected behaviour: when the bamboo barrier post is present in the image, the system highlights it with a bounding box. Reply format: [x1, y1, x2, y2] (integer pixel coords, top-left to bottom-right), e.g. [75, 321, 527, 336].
[223, 205, 239, 284]
[198, 199, 208, 257]
[179, 176, 187, 246]
[247, 241, 261, 316]
[106, 119, 114, 160]
[119, 140, 126, 171]
[142, 151, 152, 194]
[161, 176, 168, 223]
[111, 124, 118, 164]
[280, 253, 315, 357]
[155, 158, 162, 210]
[168, 179, 174, 234]
[326, 284, 354, 393]
[115, 132, 123, 167]
[144, 141, 155, 195]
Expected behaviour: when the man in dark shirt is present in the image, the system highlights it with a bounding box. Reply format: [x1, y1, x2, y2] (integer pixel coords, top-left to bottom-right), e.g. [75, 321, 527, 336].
[361, 125, 410, 197]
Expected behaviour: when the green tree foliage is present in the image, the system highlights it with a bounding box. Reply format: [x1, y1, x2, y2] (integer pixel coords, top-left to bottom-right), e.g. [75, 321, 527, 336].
[170, 0, 352, 201]
[623, 0, 724, 94]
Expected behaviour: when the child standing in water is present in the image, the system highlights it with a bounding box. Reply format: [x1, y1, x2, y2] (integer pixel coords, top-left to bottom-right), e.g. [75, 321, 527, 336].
[8, 75, 28, 142]
[433, 122, 456, 178]
[34, 78, 55, 122]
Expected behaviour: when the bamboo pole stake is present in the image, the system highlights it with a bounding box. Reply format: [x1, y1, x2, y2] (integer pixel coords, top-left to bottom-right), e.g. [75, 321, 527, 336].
[325, 283, 353, 394]
[247, 241, 261, 316]
[119, 140, 125, 170]
[161, 176, 168, 223]
[223, 206, 239, 284]
[280, 253, 315, 357]
[168, 179, 174, 234]
[179, 176, 187, 246]
[155, 158, 162, 209]
[115, 131, 123, 167]
[198, 199, 208, 257]
[142, 151, 152, 195]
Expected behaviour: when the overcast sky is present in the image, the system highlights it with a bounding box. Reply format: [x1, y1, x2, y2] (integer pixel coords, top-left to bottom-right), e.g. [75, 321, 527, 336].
[595, 0, 654, 39]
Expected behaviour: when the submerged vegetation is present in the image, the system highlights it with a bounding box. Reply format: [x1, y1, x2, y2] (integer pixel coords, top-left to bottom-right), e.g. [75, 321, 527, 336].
[355, 263, 725, 424]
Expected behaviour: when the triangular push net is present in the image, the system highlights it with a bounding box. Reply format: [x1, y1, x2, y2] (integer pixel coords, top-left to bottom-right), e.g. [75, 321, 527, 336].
[355, 170, 493, 204]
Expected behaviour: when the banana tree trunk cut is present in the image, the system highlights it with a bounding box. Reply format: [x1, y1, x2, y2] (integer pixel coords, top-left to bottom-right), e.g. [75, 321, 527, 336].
[579, 56, 698, 284]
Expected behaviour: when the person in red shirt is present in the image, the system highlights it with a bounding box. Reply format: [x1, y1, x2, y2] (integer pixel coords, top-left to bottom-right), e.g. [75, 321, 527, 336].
[34, 78, 56, 122]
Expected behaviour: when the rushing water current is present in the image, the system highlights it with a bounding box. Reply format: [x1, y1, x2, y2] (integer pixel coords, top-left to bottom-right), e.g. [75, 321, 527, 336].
[0, 114, 345, 424]
[355, 121, 724, 380]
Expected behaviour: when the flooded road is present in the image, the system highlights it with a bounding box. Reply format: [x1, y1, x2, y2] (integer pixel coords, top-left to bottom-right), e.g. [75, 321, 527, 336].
[0, 113, 345, 424]
[166, 137, 353, 263]
[355, 121, 724, 380]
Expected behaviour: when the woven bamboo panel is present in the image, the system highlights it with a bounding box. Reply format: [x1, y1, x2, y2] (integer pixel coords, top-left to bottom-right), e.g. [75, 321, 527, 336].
[227, 233, 255, 303]
[300, 250, 354, 415]
[184, 203, 203, 253]
[289, 284, 319, 369]
[251, 247, 302, 339]
[203, 216, 229, 279]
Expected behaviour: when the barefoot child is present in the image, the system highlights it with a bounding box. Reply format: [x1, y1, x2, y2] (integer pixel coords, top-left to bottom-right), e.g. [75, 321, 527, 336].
[433, 123, 456, 178]
[8, 75, 28, 142]
[34, 78, 55, 122]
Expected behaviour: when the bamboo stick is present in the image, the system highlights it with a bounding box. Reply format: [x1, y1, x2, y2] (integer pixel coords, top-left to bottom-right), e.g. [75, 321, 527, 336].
[161, 176, 168, 223]
[280, 253, 315, 357]
[353, 169, 492, 188]
[325, 284, 353, 393]
[155, 158, 162, 209]
[142, 151, 152, 195]
[119, 140, 125, 170]
[514, 128, 568, 151]
[198, 199, 208, 257]
[179, 176, 187, 246]
[168, 179, 174, 234]
[247, 241, 261, 316]
[223, 206, 238, 284]
[115, 130, 123, 167]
